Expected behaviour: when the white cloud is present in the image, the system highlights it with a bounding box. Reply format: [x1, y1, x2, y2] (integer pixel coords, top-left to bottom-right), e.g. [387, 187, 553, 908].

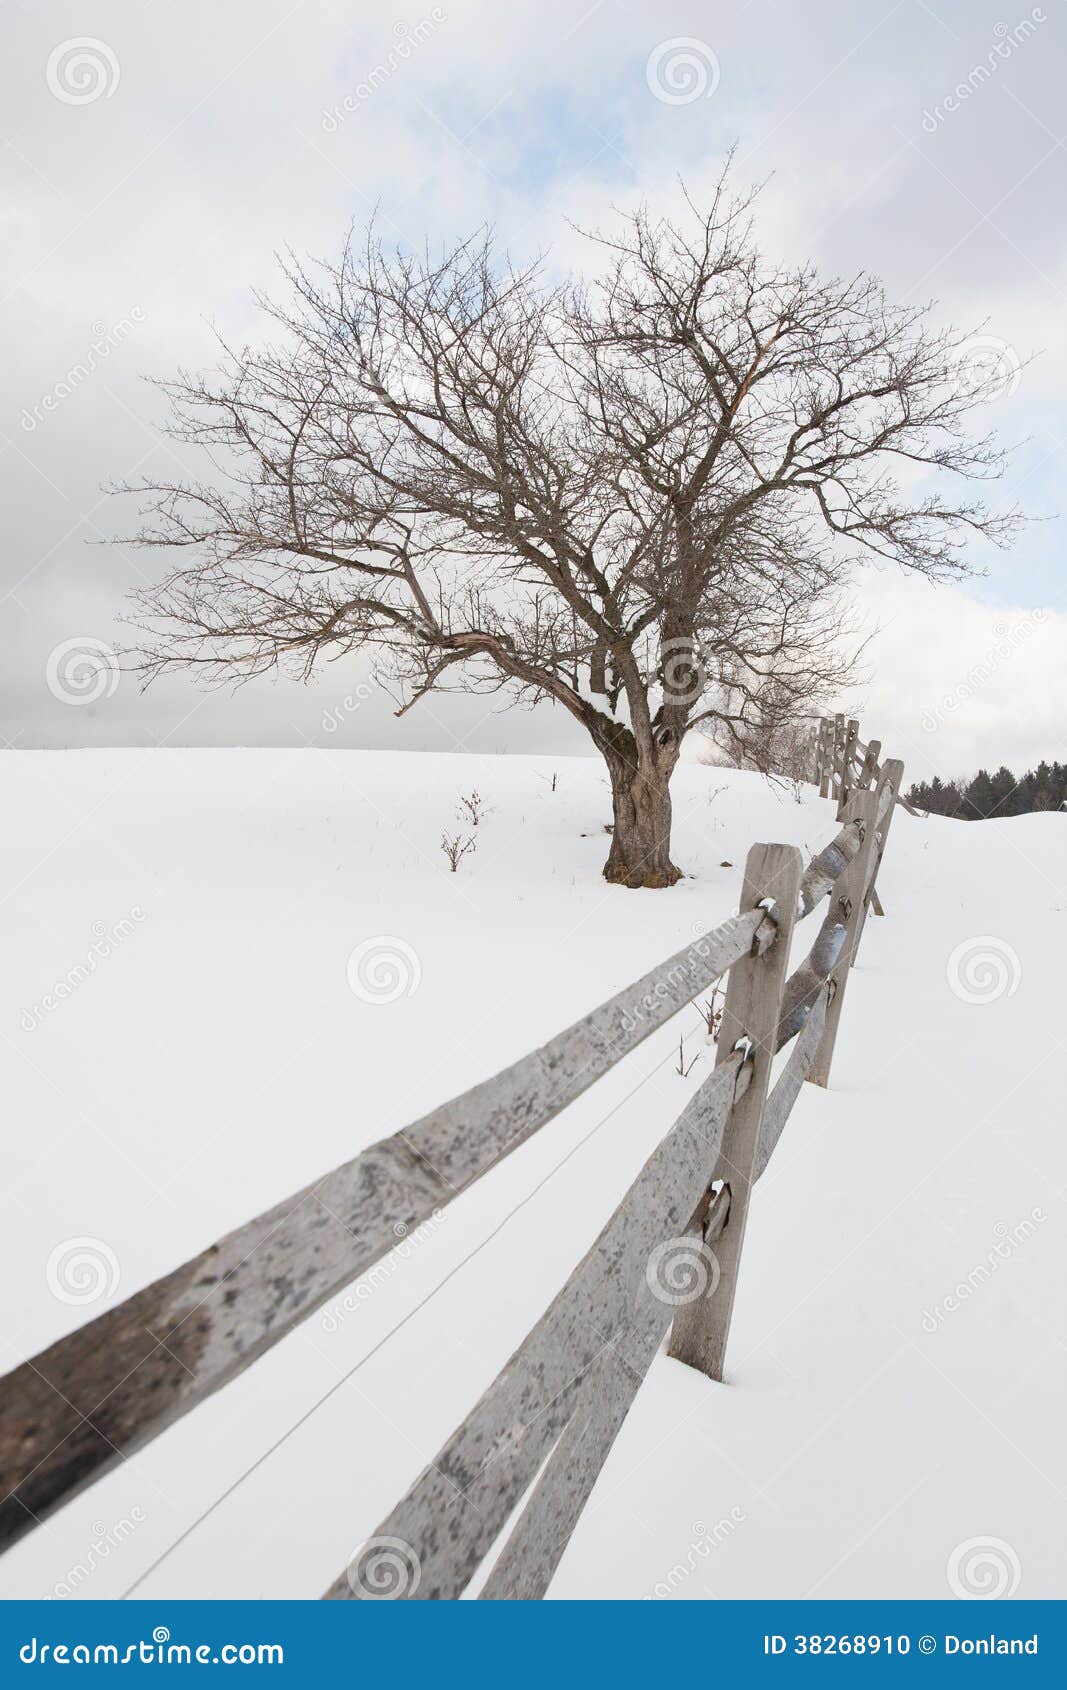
[849, 569, 1066, 779]
[1, 0, 1063, 755]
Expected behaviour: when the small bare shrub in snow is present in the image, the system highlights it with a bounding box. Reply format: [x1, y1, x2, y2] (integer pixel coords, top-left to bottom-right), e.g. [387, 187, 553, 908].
[441, 832, 476, 872]
[457, 788, 490, 826]
[675, 1034, 698, 1077]
[698, 984, 725, 1043]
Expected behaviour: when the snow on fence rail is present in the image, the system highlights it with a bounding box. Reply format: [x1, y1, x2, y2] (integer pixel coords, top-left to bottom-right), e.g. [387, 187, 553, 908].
[0, 722, 904, 1600]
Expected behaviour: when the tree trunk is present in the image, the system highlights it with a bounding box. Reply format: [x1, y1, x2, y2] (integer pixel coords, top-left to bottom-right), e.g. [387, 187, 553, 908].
[599, 735, 682, 889]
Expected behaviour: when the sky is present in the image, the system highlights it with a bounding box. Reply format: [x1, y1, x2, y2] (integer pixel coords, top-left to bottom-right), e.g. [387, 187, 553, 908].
[2, 0, 1065, 781]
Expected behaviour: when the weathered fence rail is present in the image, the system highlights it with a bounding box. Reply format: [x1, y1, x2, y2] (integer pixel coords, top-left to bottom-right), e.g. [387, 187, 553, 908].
[0, 718, 906, 1599]
[817, 711, 920, 823]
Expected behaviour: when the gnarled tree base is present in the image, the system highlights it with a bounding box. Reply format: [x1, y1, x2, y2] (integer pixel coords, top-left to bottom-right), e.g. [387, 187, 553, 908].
[601, 740, 683, 889]
[603, 856, 683, 890]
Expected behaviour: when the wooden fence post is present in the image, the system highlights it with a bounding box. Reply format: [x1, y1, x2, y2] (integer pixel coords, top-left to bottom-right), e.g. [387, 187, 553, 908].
[807, 759, 900, 1086]
[668, 841, 802, 1382]
[831, 713, 846, 803]
[866, 743, 888, 918]
[857, 737, 881, 792]
[849, 757, 902, 958]
[836, 718, 859, 818]
[816, 717, 832, 798]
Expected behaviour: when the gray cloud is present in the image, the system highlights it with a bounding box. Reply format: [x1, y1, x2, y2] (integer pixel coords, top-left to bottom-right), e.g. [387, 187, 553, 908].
[2, 0, 1063, 770]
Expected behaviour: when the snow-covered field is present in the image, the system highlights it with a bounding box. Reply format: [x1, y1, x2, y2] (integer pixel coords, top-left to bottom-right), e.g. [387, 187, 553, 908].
[2, 748, 1063, 1601]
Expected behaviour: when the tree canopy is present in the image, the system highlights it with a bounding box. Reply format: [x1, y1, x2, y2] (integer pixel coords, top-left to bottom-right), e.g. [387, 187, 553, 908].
[125, 167, 1018, 884]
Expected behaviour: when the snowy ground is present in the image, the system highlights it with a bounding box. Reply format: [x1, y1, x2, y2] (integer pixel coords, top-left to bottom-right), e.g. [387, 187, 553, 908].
[2, 748, 1064, 1602]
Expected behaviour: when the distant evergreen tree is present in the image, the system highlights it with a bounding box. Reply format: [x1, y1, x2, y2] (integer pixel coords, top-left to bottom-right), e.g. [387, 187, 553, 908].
[988, 765, 1018, 815]
[964, 769, 996, 819]
[906, 757, 1066, 819]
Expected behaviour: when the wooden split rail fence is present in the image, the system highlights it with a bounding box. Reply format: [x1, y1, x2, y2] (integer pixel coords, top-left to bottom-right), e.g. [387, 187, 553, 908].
[816, 711, 922, 821]
[0, 721, 905, 1600]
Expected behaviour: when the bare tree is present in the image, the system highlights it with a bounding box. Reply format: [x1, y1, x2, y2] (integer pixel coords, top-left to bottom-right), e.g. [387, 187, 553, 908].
[704, 682, 820, 783]
[124, 167, 1016, 887]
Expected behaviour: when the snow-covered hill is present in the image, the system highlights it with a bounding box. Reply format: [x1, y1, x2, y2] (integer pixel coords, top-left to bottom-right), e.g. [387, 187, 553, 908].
[2, 749, 1063, 1601]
